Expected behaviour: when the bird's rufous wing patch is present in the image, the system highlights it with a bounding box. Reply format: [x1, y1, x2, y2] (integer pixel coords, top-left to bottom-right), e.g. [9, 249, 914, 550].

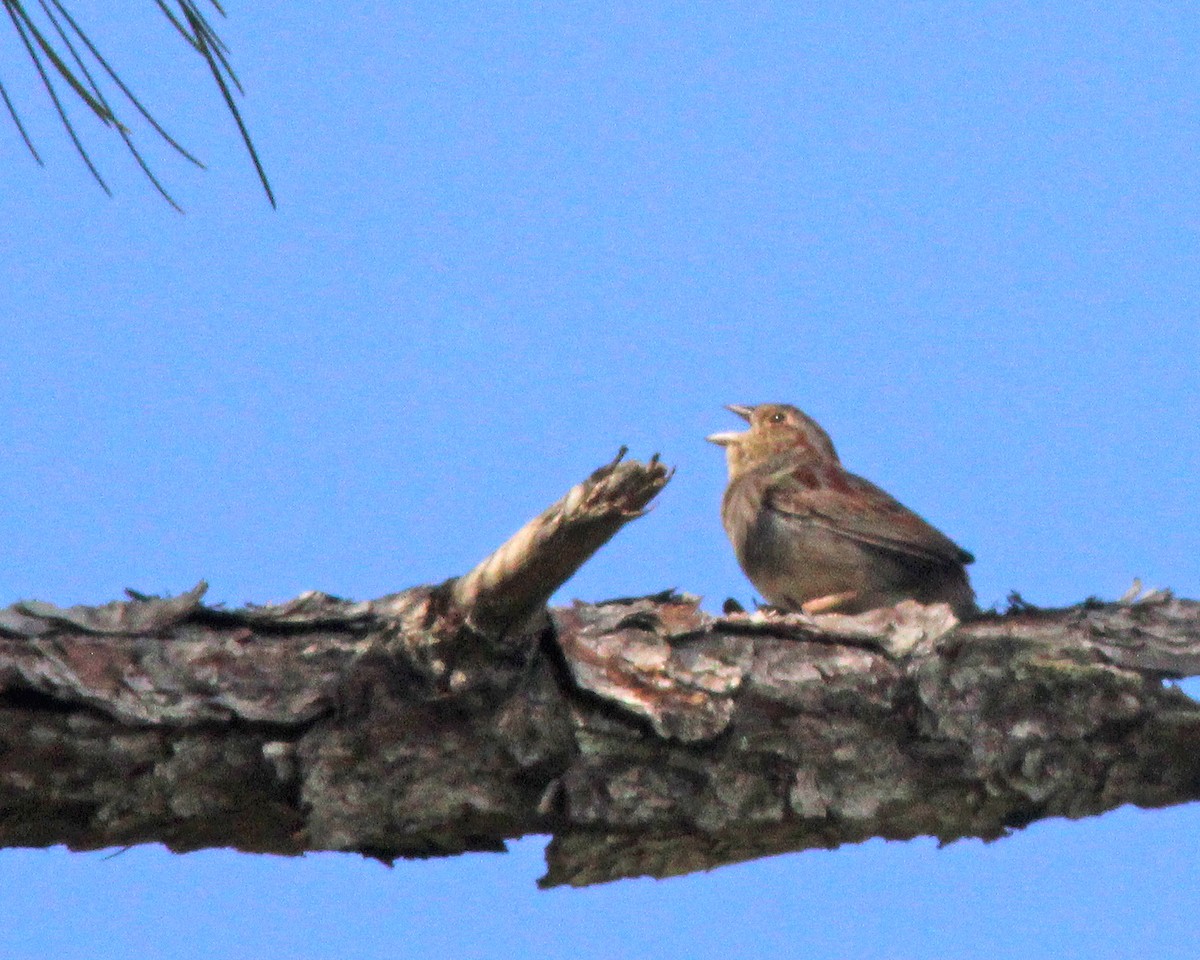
[764, 464, 973, 567]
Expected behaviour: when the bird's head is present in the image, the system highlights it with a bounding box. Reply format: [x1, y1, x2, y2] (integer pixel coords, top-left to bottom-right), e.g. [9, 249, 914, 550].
[707, 403, 839, 478]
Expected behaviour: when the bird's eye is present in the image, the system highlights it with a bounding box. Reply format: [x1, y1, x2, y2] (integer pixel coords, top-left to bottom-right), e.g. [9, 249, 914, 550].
[769, 412, 786, 424]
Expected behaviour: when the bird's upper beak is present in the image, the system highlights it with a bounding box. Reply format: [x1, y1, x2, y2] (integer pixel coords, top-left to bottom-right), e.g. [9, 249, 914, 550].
[706, 404, 754, 446]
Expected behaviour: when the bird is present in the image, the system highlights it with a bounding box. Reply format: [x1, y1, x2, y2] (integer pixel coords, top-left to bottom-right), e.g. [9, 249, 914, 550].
[707, 403, 977, 618]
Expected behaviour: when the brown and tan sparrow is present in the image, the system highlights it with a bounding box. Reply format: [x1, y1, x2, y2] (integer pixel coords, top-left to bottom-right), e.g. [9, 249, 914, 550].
[708, 403, 977, 618]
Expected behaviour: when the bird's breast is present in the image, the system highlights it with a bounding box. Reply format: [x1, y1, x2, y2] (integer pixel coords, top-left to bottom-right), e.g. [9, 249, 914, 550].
[728, 497, 876, 607]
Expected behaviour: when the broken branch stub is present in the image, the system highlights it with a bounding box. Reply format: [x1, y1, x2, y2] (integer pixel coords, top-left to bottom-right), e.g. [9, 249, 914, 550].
[450, 450, 673, 638]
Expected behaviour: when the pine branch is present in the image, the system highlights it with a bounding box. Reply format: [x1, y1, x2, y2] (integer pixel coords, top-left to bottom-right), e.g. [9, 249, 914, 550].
[2, 0, 270, 207]
[1, 455, 1197, 887]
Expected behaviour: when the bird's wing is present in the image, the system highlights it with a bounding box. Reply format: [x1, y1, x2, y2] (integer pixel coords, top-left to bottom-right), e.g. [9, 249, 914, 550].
[763, 463, 974, 567]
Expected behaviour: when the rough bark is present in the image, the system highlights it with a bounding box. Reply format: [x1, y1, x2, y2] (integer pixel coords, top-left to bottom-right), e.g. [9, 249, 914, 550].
[1, 453, 1197, 887]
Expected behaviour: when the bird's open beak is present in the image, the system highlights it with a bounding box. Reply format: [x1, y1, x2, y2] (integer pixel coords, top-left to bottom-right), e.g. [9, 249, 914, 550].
[707, 404, 754, 446]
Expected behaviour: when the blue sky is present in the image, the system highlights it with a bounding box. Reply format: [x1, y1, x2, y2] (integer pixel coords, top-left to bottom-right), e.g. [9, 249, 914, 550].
[2, 2, 1198, 957]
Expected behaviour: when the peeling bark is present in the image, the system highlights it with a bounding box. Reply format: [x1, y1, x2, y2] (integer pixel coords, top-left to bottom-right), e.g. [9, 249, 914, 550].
[1, 455, 1198, 887]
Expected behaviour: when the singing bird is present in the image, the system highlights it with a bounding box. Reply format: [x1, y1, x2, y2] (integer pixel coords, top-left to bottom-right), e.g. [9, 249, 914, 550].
[708, 403, 977, 618]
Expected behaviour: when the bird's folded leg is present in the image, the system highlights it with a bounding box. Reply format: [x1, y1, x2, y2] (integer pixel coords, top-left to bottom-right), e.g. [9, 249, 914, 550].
[800, 591, 859, 614]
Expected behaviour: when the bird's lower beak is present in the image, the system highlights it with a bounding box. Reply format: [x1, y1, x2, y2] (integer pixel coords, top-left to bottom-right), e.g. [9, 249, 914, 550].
[708, 404, 753, 445]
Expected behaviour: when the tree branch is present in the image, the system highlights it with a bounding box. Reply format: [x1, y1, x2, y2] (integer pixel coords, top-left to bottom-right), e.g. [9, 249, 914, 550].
[2, 1, 271, 207]
[451, 448, 671, 638]
[1, 454, 1198, 887]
